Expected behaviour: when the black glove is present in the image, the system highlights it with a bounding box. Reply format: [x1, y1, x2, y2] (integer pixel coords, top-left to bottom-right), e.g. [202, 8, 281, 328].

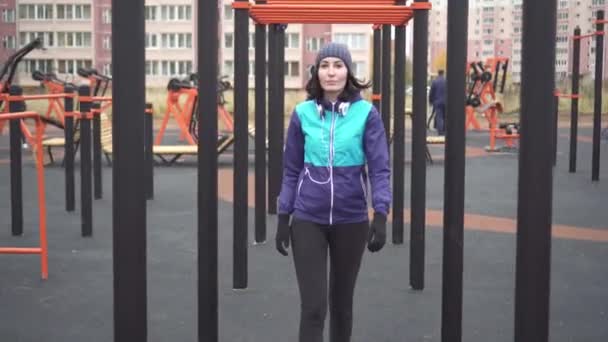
[275, 214, 291, 256]
[367, 212, 386, 253]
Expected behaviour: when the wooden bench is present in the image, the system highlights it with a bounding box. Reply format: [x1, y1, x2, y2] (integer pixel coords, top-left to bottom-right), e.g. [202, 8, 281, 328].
[425, 135, 445, 164]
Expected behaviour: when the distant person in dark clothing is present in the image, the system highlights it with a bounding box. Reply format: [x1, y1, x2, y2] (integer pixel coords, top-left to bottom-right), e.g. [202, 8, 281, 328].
[429, 69, 446, 135]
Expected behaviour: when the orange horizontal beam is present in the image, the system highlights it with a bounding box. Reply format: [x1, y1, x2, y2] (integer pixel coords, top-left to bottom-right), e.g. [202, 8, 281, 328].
[0, 111, 40, 121]
[0, 247, 42, 254]
[7, 94, 74, 101]
[92, 96, 112, 102]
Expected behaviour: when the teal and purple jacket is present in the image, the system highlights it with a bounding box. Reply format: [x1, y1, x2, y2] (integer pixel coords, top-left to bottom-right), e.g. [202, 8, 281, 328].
[278, 94, 391, 225]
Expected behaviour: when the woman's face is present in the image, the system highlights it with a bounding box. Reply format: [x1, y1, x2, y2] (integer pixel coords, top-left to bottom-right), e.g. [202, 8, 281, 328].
[318, 57, 348, 97]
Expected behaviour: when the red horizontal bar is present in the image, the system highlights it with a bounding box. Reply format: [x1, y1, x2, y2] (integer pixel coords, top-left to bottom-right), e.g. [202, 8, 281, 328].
[0, 111, 40, 121]
[92, 96, 112, 102]
[8, 94, 74, 101]
[0, 247, 42, 254]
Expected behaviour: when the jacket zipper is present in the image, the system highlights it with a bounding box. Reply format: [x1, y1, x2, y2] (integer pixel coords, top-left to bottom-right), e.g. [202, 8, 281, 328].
[329, 103, 336, 225]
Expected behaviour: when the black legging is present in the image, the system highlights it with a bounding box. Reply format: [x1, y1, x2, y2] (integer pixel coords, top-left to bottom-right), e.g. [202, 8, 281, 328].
[291, 218, 369, 342]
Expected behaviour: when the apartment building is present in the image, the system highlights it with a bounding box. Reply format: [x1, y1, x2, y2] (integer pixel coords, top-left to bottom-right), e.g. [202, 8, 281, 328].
[430, 0, 608, 83]
[0, 0, 16, 61]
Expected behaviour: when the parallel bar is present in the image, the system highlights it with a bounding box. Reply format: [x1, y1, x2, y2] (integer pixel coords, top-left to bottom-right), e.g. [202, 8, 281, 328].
[64, 85, 75, 211]
[198, 0, 219, 340]
[372, 26, 382, 110]
[381, 24, 392, 146]
[569, 27, 581, 173]
[78, 86, 93, 237]
[592, 11, 603, 182]
[392, 21, 405, 245]
[254, 17, 267, 243]
[112, 0, 148, 340]
[234, 0, 249, 290]
[145, 103, 154, 200]
[92, 103, 102, 199]
[8, 85, 23, 236]
[267, 24, 278, 214]
[441, 0, 468, 341]
[410, 0, 429, 291]
[514, 0, 556, 341]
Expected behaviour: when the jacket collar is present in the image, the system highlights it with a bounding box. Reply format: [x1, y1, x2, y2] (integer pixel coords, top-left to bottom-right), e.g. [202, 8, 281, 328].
[315, 93, 362, 118]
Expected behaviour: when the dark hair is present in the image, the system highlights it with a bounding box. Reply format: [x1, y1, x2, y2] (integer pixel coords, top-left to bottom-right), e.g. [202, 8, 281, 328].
[438, 69, 445, 76]
[305, 66, 372, 102]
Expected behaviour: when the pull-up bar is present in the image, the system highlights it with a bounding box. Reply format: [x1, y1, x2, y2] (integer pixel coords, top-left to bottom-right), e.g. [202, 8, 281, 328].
[244, 0, 431, 25]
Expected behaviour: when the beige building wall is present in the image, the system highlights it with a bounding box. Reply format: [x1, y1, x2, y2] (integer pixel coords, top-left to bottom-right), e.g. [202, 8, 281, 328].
[16, 0, 95, 86]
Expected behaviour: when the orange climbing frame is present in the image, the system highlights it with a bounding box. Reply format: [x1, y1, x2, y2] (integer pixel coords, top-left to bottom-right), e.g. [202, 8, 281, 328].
[246, 0, 431, 25]
[0, 111, 49, 279]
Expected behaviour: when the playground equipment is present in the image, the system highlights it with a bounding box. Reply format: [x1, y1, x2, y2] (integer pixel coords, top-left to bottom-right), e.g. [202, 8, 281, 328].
[0, 38, 43, 134]
[0, 110, 49, 279]
[555, 22, 605, 181]
[465, 57, 518, 152]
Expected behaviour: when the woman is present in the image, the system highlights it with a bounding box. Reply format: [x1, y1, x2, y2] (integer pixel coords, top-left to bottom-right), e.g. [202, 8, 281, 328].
[275, 43, 391, 342]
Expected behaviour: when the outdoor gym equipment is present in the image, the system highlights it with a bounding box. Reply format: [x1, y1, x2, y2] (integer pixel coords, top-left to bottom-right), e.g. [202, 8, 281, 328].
[0, 109, 49, 279]
[555, 19, 605, 181]
[465, 57, 518, 152]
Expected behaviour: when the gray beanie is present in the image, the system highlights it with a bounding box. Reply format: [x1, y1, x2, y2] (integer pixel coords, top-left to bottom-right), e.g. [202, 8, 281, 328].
[315, 42, 353, 71]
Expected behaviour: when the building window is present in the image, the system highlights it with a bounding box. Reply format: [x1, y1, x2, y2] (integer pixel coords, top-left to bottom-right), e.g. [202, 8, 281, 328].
[224, 33, 234, 48]
[161, 33, 192, 49]
[145, 34, 158, 49]
[57, 59, 93, 74]
[351, 61, 366, 78]
[103, 36, 111, 50]
[284, 61, 300, 77]
[2, 9, 16, 22]
[285, 33, 300, 49]
[22, 59, 53, 73]
[160, 5, 191, 21]
[56, 32, 92, 48]
[223, 60, 234, 76]
[1, 36, 16, 49]
[102, 8, 111, 24]
[103, 63, 112, 77]
[333, 33, 366, 49]
[55, 4, 91, 20]
[146, 61, 160, 76]
[306, 37, 326, 52]
[145, 6, 157, 21]
[224, 5, 233, 20]
[18, 4, 53, 20]
[19, 32, 54, 48]
[161, 60, 193, 76]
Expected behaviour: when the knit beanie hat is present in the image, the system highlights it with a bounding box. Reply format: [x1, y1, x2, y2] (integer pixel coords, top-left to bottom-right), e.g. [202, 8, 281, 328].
[315, 42, 353, 71]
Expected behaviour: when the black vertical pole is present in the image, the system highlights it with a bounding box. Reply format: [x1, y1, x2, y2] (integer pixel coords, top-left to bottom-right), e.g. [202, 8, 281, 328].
[233, 0, 249, 290]
[64, 85, 75, 211]
[254, 14, 267, 243]
[92, 102, 102, 199]
[553, 95, 558, 166]
[372, 26, 382, 110]
[79, 86, 93, 237]
[569, 27, 581, 173]
[441, 0, 468, 341]
[392, 19, 405, 245]
[112, 0, 147, 340]
[268, 25, 285, 215]
[411, 0, 429, 291]
[277, 26, 286, 210]
[145, 103, 154, 200]
[198, 0, 219, 340]
[381, 24, 392, 146]
[592, 11, 603, 182]
[267, 24, 278, 215]
[514, 0, 556, 341]
[8, 85, 23, 236]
